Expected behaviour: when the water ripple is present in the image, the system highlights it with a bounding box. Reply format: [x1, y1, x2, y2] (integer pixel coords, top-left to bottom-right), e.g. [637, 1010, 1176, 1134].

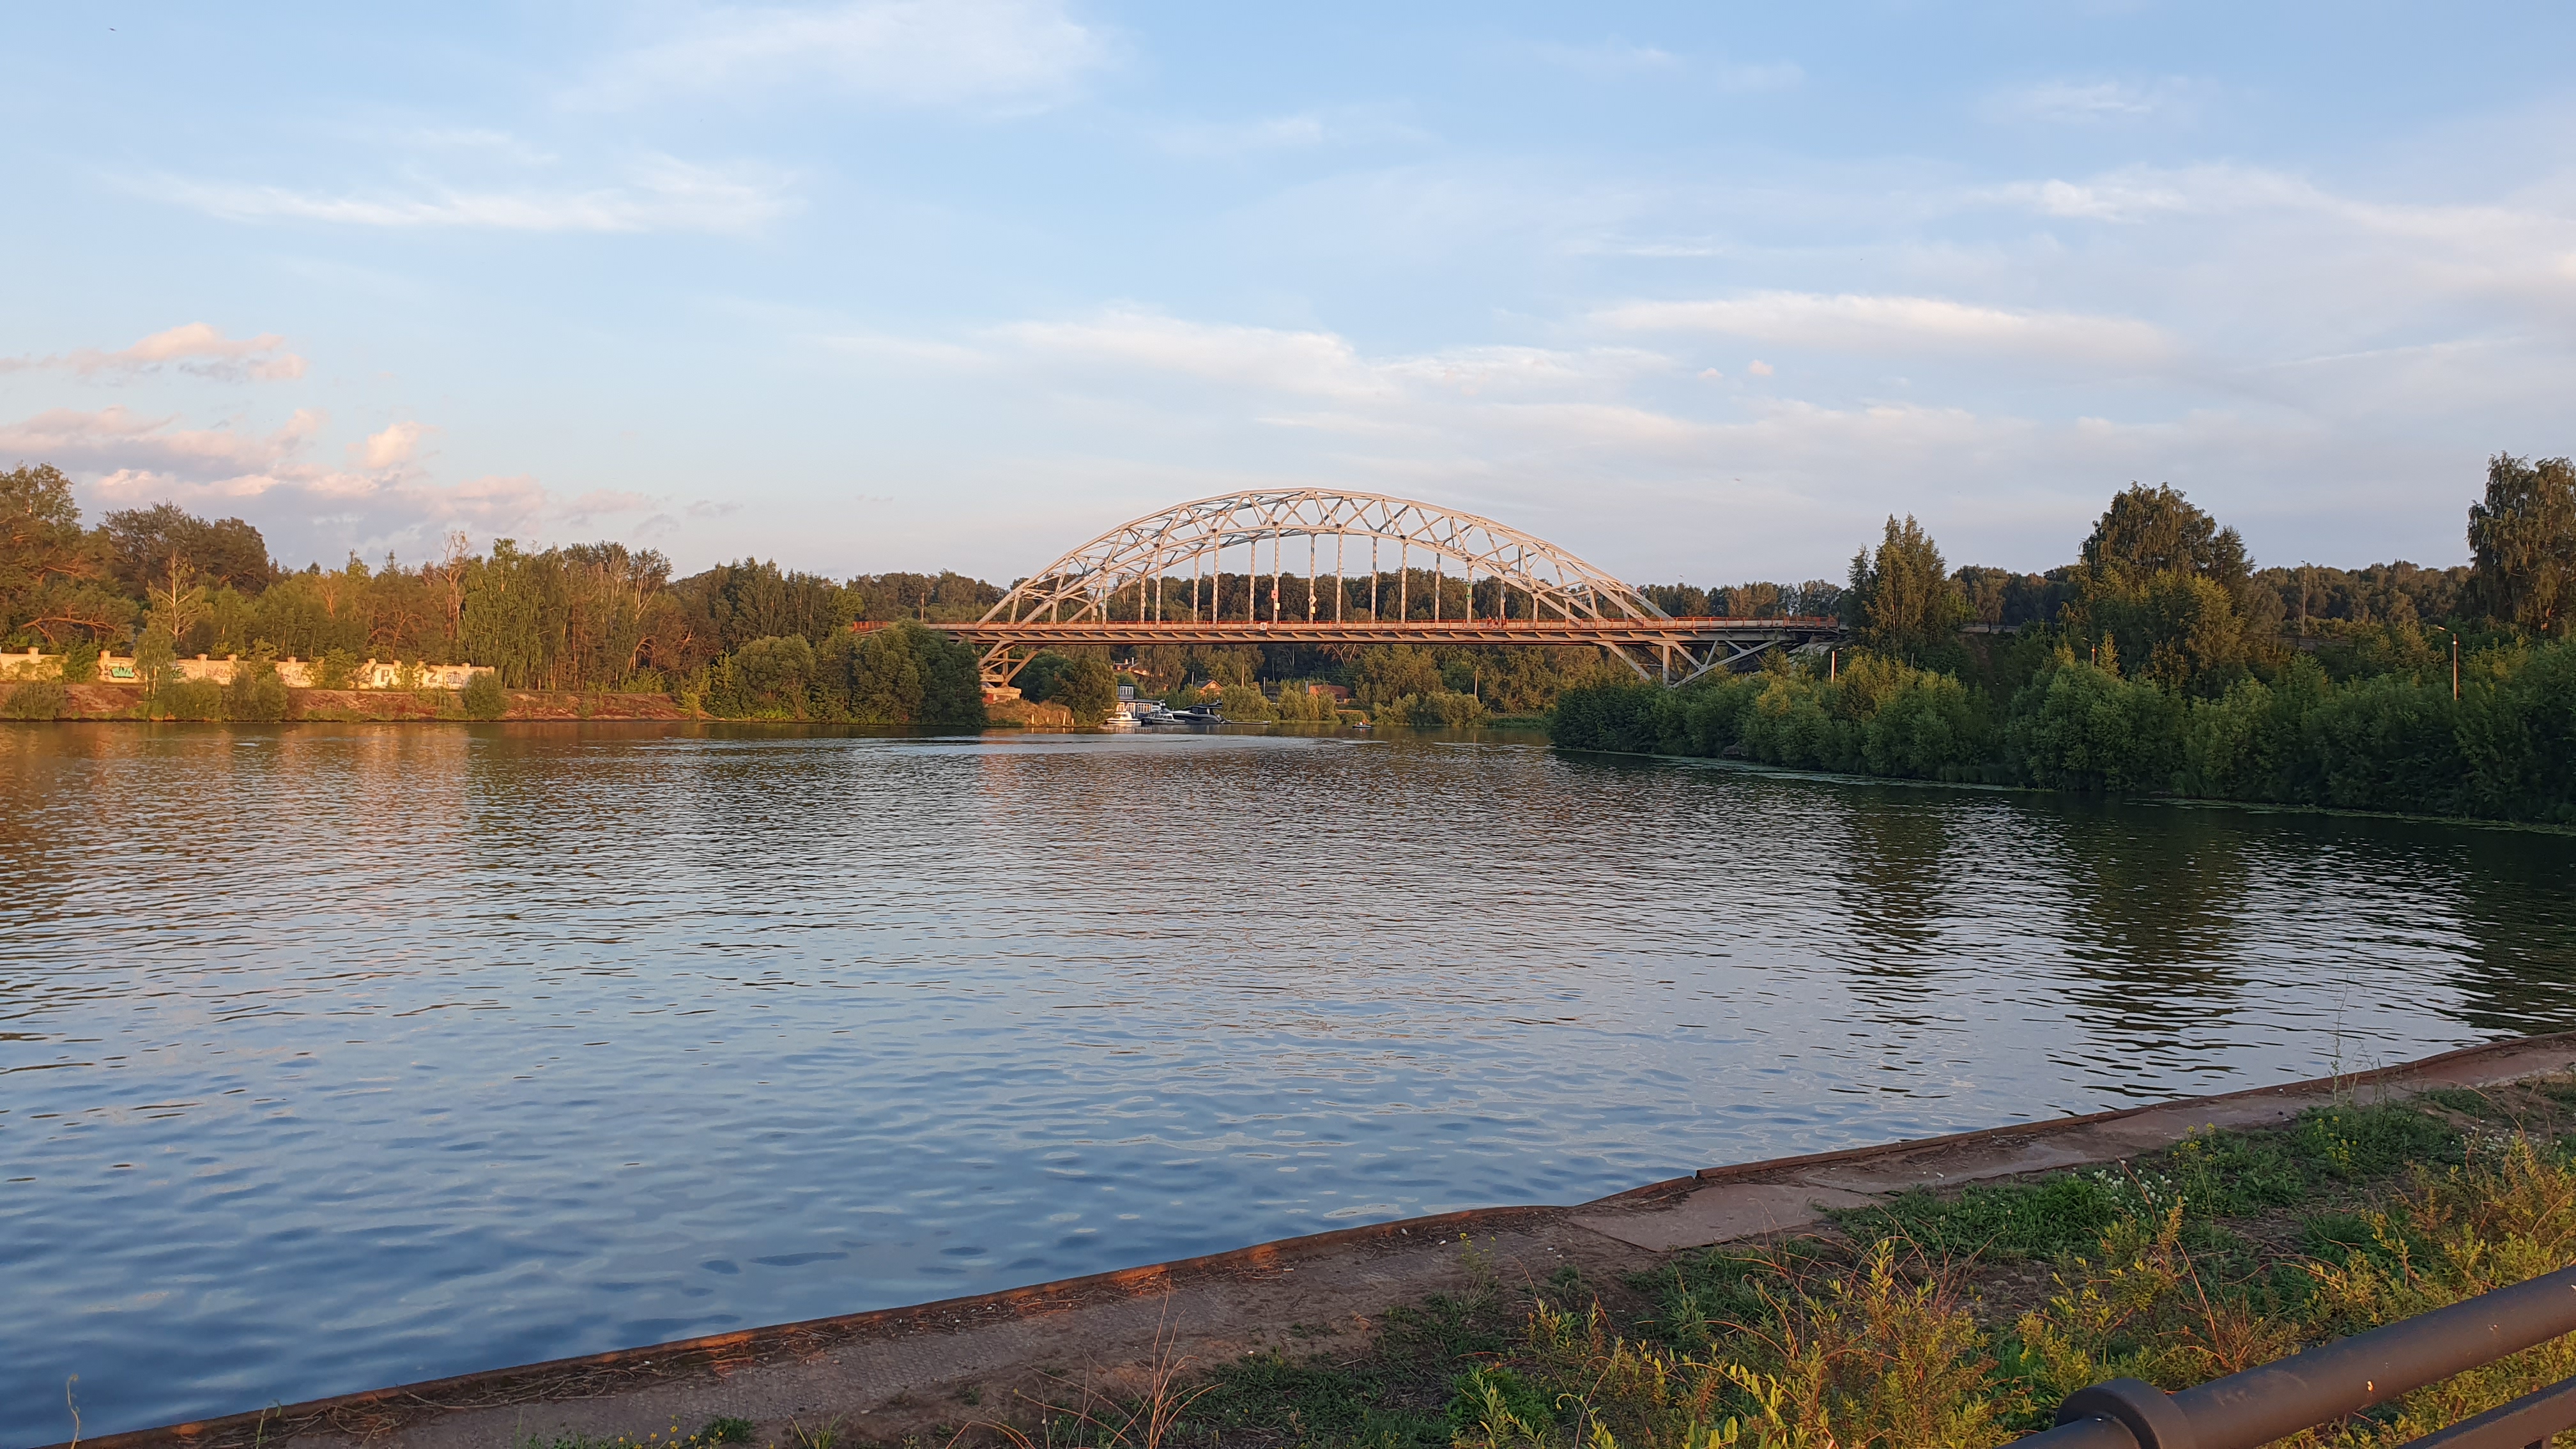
[4, 723, 2573, 1443]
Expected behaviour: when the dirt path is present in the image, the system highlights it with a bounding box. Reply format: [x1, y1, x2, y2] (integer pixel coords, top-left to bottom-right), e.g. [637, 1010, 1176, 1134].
[55, 1034, 2576, 1449]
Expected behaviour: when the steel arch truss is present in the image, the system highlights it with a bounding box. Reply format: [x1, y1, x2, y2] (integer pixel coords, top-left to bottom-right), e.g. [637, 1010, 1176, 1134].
[969, 489, 1790, 685]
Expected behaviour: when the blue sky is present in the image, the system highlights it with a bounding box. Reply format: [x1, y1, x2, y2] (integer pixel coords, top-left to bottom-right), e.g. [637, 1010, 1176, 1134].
[5, 2, 2572, 585]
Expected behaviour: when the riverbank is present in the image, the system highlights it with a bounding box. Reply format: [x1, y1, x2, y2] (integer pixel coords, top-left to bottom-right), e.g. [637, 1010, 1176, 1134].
[50, 1034, 2576, 1449]
[2, 685, 1098, 726]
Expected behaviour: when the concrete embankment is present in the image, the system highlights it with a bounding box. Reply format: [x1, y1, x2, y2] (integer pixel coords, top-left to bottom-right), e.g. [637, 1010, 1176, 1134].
[54, 1033, 2576, 1449]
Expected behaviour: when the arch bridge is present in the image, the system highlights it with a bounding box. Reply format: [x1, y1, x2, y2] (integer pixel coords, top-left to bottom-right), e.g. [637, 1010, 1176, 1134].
[880, 490, 1841, 687]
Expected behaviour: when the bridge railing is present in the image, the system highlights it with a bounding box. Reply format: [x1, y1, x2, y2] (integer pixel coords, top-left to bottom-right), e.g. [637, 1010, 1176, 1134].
[2022, 1262, 2576, 1448]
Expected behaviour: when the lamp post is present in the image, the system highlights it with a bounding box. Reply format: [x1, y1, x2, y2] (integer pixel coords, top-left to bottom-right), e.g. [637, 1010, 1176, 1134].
[2428, 624, 2459, 701]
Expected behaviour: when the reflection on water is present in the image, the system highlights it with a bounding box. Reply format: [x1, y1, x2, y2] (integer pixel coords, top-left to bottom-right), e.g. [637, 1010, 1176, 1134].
[4, 723, 2573, 1441]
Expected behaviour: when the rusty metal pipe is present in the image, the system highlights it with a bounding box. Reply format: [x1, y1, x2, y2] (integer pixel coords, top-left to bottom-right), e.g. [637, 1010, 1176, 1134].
[2025, 1264, 2576, 1448]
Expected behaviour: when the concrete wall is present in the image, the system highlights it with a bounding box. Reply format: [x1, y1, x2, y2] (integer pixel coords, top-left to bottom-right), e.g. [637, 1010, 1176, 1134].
[0, 648, 493, 690]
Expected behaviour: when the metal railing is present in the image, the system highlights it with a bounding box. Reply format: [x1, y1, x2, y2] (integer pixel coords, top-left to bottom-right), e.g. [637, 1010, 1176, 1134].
[2021, 1263, 2576, 1448]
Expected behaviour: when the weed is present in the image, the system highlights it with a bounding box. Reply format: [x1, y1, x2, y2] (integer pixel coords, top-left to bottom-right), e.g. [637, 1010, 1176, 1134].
[1834, 1104, 2463, 1262]
[1446, 1365, 1551, 1446]
[785, 1415, 841, 1449]
[983, 1299, 1212, 1449]
[521, 1418, 756, 1449]
[2420, 1087, 2505, 1120]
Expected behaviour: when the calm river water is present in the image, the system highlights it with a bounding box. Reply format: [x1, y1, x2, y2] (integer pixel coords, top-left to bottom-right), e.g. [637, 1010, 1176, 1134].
[5, 723, 2575, 1441]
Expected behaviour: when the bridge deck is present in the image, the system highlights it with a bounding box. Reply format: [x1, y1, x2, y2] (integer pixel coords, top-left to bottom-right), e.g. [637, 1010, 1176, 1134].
[859, 618, 1843, 647]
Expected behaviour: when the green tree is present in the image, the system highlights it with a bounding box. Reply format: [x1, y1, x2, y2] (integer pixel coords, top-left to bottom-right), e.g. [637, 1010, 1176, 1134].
[103, 503, 276, 595]
[818, 623, 985, 726]
[1, 463, 133, 647]
[1349, 644, 1442, 707]
[1015, 651, 1077, 703]
[2064, 485, 2270, 693]
[2081, 483, 2251, 590]
[57, 637, 100, 683]
[1844, 516, 1968, 658]
[2468, 453, 2576, 637]
[1061, 655, 1118, 723]
[134, 618, 176, 694]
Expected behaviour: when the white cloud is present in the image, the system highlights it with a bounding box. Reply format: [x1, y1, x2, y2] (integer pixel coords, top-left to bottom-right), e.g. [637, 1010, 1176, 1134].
[1972, 164, 2576, 326]
[574, 0, 1109, 112]
[353, 421, 434, 468]
[1153, 105, 1430, 159]
[0, 404, 563, 564]
[1986, 77, 2205, 126]
[2, 323, 306, 381]
[155, 154, 797, 234]
[559, 489, 661, 527]
[1532, 38, 1683, 75]
[1595, 291, 2175, 365]
[1530, 37, 1801, 91]
[997, 310, 1393, 401]
[990, 309, 1674, 403]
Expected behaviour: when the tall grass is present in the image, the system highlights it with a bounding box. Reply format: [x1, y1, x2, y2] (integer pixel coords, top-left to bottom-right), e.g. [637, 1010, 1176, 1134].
[1443, 1123, 2576, 1448]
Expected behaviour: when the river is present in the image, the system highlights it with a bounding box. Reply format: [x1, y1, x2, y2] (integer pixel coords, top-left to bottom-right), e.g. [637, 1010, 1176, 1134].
[4, 722, 2572, 1442]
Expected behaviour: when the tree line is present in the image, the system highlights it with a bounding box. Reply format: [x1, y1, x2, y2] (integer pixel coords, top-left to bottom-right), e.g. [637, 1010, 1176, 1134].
[1552, 455, 2576, 824]
[0, 463, 994, 724]
[11, 448, 2571, 769]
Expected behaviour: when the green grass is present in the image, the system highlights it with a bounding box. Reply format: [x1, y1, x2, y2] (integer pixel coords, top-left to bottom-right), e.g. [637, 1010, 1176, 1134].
[1828, 1101, 2462, 1262]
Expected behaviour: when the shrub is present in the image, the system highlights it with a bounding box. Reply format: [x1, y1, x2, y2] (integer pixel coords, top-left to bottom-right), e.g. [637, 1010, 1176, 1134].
[224, 651, 291, 722]
[1273, 684, 1340, 723]
[811, 622, 987, 727]
[1740, 670, 1858, 770]
[2178, 677, 2271, 799]
[717, 634, 815, 717]
[461, 671, 509, 719]
[2009, 659, 2182, 792]
[1860, 667, 1991, 779]
[1547, 680, 1661, 751]
[1379, 690, 1485, 728]
[2, 679, 68, 719]
[153, 678, 225, 721]
[311, 647, 359, 690]
[1218, 683, 1275, 721]
[2306, 671, 2464, 813]
[58, 638, 100, 684]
